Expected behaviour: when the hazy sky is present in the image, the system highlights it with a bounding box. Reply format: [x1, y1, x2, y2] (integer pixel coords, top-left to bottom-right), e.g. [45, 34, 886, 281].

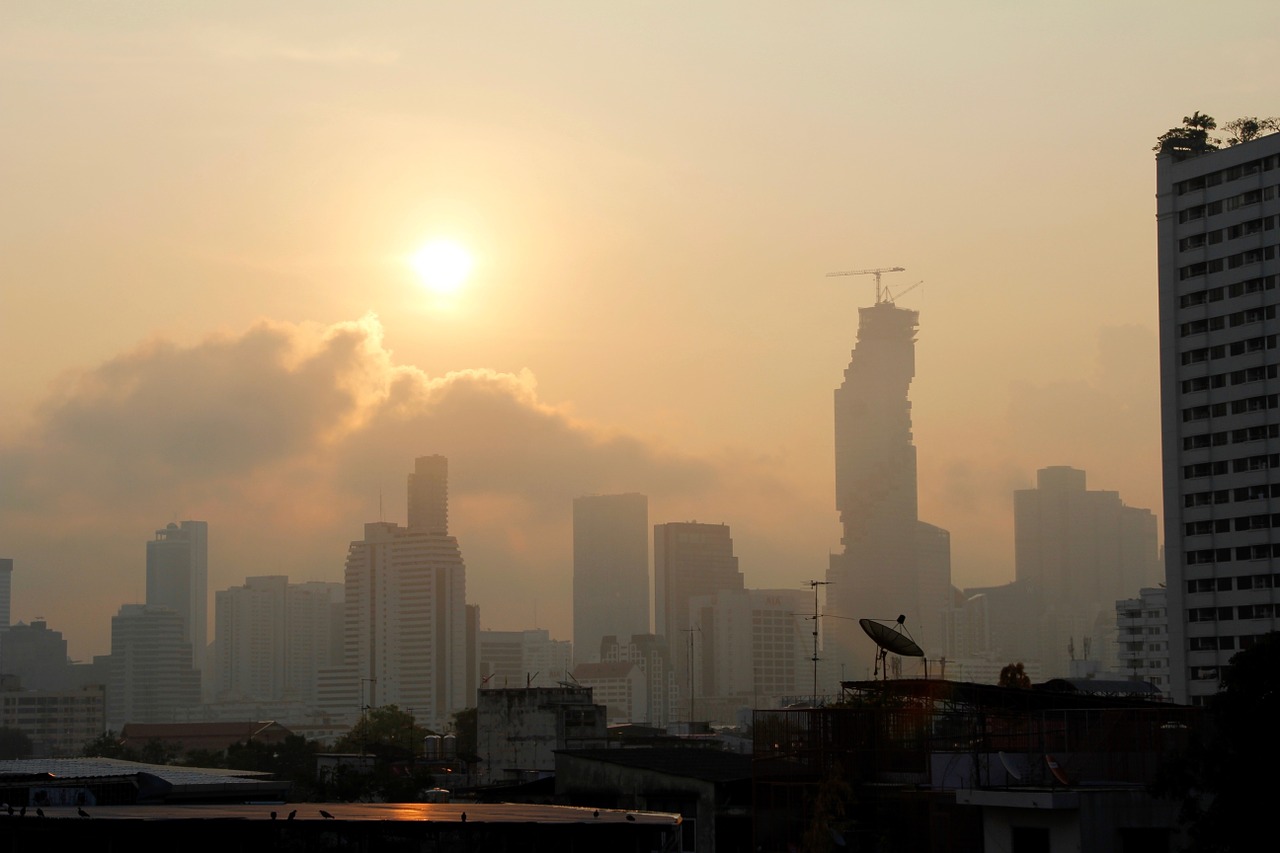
[3, 2, 1276, 660]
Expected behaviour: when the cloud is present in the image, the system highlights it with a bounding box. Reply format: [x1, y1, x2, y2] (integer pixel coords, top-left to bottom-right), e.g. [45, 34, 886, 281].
[0, 314, 764, 656]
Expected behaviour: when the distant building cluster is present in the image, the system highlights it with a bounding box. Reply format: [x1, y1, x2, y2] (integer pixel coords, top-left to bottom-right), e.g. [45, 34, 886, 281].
[2, 126, 1277, 759]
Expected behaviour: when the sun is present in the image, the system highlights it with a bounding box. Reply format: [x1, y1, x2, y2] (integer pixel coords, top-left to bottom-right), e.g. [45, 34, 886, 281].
[410, 239, 474, 295]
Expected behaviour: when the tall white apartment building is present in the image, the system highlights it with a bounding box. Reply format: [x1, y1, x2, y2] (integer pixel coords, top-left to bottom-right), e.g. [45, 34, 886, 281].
[341, 457, 470, 730]
[1157, 129, 1280, 705]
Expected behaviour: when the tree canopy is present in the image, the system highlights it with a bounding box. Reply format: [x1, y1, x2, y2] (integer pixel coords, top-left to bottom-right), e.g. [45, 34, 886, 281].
[998, 662, 1032, 689]
[1154, 111, 1220, 153]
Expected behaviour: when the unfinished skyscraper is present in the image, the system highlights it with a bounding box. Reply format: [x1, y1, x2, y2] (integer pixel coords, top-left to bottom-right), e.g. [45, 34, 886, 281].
[827, 300, 950, 679]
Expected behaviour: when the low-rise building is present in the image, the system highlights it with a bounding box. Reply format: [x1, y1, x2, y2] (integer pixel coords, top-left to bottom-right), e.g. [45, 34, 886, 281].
[475, 686, 607, 784]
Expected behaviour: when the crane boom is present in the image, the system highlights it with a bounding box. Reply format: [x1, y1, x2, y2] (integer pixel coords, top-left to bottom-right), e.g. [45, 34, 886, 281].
[825, 266, 906, 304]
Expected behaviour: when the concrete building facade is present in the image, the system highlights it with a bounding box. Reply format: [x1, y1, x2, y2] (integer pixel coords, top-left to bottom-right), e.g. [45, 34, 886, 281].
[475, 686, 608, 783]
[1157, 130, 1280, 704]
[573, 493, 649, 665]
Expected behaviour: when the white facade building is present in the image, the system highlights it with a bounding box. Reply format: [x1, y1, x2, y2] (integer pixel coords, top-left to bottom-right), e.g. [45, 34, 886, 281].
[339, 457, 470, 730]
[1114, 587, 1171, 698]
[1157, 129, 1280, 704]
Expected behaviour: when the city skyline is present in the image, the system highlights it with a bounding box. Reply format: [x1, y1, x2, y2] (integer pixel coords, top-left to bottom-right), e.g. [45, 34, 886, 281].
[2, 3, 1271, 660]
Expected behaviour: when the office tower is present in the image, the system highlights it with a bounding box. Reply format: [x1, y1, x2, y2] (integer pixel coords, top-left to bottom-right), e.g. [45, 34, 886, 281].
[342, 457, 469, 730]
[408, 454, 449, 534]
[146, 520, 208, 671]
[826, 300, 950, 678]
[0, 619, 72, 690]
[213, 577, 344, 704]
[1014, 467, 1161, 676]
[0, 558, 11, 629]
[107, 604, 201, 729]
[654, 521, 743, 697]
[1016, 467, 1161, 607]
[573, 493, 649, 664]
[1157, 130, 1280, 705]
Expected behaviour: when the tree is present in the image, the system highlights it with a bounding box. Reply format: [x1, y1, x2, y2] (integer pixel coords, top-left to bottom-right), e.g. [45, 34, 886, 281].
[1154, 111, 1221, 152]
[1224, 116, 1280, 146]
[998, 662, 1032, 689]
[334, 704, 433, 761]
[82, 730, 133, 760]
[1155, 632, 1280, 852]
[451, 707, 479, 763]
[0, 727, 33, 760]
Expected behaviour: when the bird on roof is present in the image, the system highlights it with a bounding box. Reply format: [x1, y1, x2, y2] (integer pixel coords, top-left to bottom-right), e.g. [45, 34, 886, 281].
[593, 810, 600, 818]
[625, 814, 636, 822]
[77, 807, 90, 818]
[287, 810, 297, 820]
[35, 808, 44, 819]
[270, 811, 277, 820]
[460, 812, 467, 823]
[319, 810, 334, 820]
[18, 806, 24, 817]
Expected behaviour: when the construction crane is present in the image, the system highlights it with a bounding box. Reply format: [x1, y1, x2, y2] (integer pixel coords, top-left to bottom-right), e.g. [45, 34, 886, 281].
[825, 266, 905, 304]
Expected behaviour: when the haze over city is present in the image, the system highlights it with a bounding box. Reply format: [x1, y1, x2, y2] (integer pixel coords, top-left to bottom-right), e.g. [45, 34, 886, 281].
[2, 2, 1272, 661]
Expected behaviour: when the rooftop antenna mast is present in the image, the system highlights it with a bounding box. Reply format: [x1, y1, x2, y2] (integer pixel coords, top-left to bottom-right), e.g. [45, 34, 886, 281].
[826, 266, 906, 304]
[807, 580, 830, 705]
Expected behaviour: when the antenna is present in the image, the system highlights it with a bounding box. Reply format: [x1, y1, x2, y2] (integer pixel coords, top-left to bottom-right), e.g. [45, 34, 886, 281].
[826, 266, 906, 304]
[683, 624, 702, 726]
[807, 580, 830, 704]
[858, 615, 924, 680]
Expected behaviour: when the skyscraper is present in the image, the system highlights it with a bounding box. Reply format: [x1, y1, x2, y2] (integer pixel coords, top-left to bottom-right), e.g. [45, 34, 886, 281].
[146, 520, 208, 671]
[107, 604, 201, 729]
[342, 457, 469, 730]
[573, 493, 649, 664]
[408, 454, 449, 534]
[0, 558, 11, 630]
[654, 521, 743, 695]
[1014, 466, 1161, 675]
[1157, 129, 1280, 705]
[826, 300, 950, 677]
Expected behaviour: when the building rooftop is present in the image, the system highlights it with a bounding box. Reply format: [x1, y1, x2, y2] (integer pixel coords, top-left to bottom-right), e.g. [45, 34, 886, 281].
[558, 748, 753, 783]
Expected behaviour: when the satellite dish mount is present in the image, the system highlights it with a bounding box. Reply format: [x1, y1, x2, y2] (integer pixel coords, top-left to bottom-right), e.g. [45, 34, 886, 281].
[858, 614, 924, 680]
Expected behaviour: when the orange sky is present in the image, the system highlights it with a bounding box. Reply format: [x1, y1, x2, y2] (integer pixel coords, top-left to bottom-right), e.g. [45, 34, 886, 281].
[3, 2, 1277, 659]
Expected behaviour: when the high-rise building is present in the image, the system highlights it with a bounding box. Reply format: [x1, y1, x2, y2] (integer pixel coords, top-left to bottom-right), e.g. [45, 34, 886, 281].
[1014, 466, 1162, 676]
[408, 454, 449, 534]
[826, 300, 950, 677]
[146, 520, 208, 671]
[107, 604, 201, 729]
[0, 558, 12, 629]
[573, 493, 649, 664]
[599, 633, 678, 726]
[212, 576, 344, 705]
[654, 521, 743, 696]
[689, 588, 811, 706]
[341, 457, 469, 730]
[1156, 130, 1280, 705]
[0, 619, 72, 691]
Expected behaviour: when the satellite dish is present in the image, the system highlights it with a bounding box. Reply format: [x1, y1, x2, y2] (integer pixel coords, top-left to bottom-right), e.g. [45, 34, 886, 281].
[859, 616, 925, 657]
[858, 615, 924, 680]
